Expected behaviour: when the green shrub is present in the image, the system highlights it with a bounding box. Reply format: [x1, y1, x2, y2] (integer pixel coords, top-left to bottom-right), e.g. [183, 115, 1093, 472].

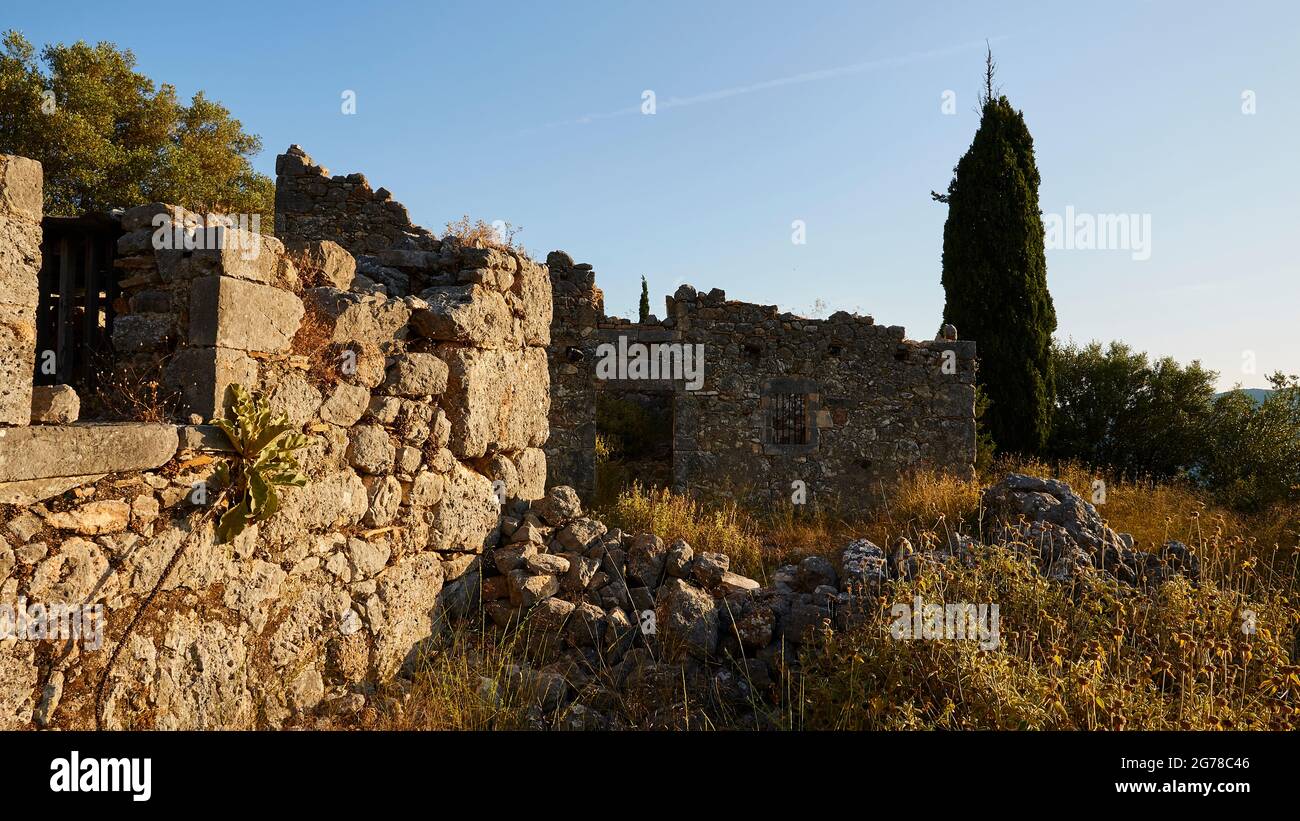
[211, 385, 310, 543]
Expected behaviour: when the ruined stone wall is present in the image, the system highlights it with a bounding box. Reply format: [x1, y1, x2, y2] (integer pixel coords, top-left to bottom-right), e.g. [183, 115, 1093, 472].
[0, 153, 554, 729]
[545, 252, 602, 499]
[544, 265, 977, 513]
[275, 145, 437, 257]
[667, 286, 976, 511]
[110, 204, 302, 421]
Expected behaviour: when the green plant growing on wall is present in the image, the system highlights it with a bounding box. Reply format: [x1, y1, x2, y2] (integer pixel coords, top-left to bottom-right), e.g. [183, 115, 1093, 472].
[211, 384, 311, 543]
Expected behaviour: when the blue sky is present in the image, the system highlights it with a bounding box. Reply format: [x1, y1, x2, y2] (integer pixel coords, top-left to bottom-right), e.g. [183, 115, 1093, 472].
[9, 0, 1299, 389]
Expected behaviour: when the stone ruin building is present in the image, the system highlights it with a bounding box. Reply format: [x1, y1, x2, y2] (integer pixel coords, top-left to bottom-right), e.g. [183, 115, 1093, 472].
[0, 146, 975, 729]
[548, 256, 977, 511]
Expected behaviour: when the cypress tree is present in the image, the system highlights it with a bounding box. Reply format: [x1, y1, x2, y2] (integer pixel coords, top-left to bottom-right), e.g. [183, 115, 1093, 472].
[932, 50, 1056, 454]
[639, 276, 651, 323]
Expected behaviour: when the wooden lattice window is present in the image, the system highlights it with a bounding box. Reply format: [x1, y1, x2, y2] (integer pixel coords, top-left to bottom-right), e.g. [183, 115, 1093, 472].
[36, 215, 122, 387]
[766, 393, 809, 445]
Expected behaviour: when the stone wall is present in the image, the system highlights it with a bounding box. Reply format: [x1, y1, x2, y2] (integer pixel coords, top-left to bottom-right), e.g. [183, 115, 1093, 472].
[0, 155, 41, 426]
[0, 152, 554, 729]
[544, 263, 977, 513]
[667, 285, 976, 510]
[545, 252, 603, 498]
[275, 144, 437, 257]
[110, 204, 302, 420]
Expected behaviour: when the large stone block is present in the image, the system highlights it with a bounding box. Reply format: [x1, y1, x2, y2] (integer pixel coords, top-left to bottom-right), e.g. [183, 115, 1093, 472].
[163, 346, 258, 420]
[285, 239, 356, 290]
[436, 346, 550, 459]
[428, 460, 499, 552]
[412, 285, 515, 348]
[0, 423, 178, 482]
[189, 226, 279, 284]
[508, 258, 552, 346]
[380, 352, 448, 398]
[305, 288, 411, 353]
[0, 214, 41, 308]
[369, 553, 444, 678]
[512, 447, 547, 500]
[0, 302, 36, 426]
[0, 155, 42, 222]
[189, 275, 304, 353]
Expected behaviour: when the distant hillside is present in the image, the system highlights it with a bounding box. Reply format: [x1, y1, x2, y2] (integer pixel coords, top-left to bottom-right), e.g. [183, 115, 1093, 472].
[1215, 388, 1274, 404]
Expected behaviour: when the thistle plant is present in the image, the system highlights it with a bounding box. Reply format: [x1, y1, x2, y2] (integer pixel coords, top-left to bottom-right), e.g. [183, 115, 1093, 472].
[211, 384, 311, 543]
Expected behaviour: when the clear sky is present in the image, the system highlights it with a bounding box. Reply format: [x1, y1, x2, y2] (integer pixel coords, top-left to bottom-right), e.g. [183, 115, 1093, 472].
[8, 0, 1299, 390]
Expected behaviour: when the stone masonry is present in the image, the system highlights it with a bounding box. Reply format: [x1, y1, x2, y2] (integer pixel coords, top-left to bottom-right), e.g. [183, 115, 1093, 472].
[275, 144, 438, 258]
[0, 151, 551, 729]
[0, 143, 975, 729]
[545, 258, 977, 512]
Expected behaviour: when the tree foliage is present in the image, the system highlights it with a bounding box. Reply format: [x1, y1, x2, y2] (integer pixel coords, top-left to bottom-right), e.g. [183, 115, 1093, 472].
[639, 275, 651, 323]
[934, 53, 1056, 454]
[1048, 341, 1216, 480]
[1198, 373, 1300, 511]
[1049, 341, 1300, 511]
[0, 30, 273, 220]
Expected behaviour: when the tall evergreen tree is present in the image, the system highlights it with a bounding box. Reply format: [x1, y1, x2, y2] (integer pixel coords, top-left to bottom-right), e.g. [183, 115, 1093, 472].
[638, 276, 651, 323]
[932, 49, 1056, 454]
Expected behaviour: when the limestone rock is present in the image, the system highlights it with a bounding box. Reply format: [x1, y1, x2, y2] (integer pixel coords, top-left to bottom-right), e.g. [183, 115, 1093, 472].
[268, 374, 322, 427]
[0, 424, 178, 483]
[285, 239, 357, 290]
[44, 500, 130, 535]
[320, 382, 370, 427]
[654, 577, 719, 660]
[347, 425, 395, 474]
[627, 533, 667, 588]
[435, 345, 549, 458]
[532, 485, 582, 526]
[370, 554, 445, 677]
[28, 538, 109, 603]
[30, 385, 79, 424]
[412, 285, 515, 348]
[380, 352, 448, 398]
[427, 461, 498, 552]
[189, 275, 304, 353]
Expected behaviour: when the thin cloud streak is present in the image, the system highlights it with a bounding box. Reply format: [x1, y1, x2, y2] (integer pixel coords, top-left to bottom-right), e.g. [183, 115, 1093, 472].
[523, 37, 1005, 133]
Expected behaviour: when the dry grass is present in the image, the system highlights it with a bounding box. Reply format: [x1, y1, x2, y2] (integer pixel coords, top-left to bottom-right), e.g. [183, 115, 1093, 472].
[290, 300, 344, 388]
[376, 624, 534, 731]
[598, 481, 765, 579]
[443, 215, 524, 253]
[391, 458, 1300, 731]
[87, 356, 180, 422]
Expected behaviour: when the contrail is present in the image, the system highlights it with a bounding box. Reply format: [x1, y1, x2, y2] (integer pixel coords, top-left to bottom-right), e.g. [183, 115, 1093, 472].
[524, 37, 1004, 132]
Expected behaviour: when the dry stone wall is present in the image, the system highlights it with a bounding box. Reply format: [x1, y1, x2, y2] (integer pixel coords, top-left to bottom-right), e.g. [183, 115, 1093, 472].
[110, 203, 302, 420]
[275, 144, 438, 258]
[545, 252, 603, 498]
[0, 139, 978, 730]
[667, 285, 976, 509]
[0, 152, 554, 729]
[546, 263, 977, 513]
